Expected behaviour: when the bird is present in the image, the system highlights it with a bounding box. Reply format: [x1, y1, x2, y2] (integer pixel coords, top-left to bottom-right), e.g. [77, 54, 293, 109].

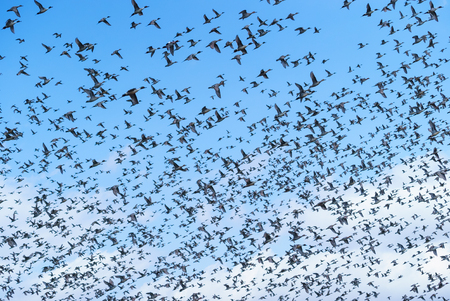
[232, 54, 242, 65]
[234, 35, 250, 55]
[209, 9, 223, 19]
[2, 19, 20, 34]
[184, 51, 202, 61]
[342, 0, 353, 9]
[111, 49, 123, 59]
[187, 39, 201, 47]
[206, 39, 222, 53]
[164, 55, 177, 67]
[209, 81, 225, 98]
[310, 71, 324, 87]
[122, 87, 146, 106]
[41, 43, 55, 53]
[295, 27, 310, 34]
[239, 10, 256, 20]
[148, 18, 161, 29]
[363, 4, 377, 17]
[7, 5, 22, 17]
[276, 55, 290, 68]
[145, 46, 159, 57]
[34, 0, 52, 14]
[257, 69, 272, 79]
[75, 38, 89, 52]
[131, 0, 148, 16]
[98, 16, 111, 26]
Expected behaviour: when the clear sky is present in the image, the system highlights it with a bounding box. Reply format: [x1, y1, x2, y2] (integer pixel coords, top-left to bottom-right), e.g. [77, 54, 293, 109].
[1, 0, 450, 300]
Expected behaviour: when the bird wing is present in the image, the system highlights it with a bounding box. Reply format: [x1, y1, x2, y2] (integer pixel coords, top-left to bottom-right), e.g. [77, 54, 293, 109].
[215, 85, 221, 98]
[75, 38, 83, 50]
[235, 35, 243, 48]
[310, 71, 318, 84]
[34, 0, 44, 10]
[274, 103, 281, 115]
[131, 0, 140, 10]
[129, 93, 139, 105]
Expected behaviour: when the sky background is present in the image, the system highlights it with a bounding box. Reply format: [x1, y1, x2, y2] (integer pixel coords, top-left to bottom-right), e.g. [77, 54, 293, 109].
[1, 0, 450, 300]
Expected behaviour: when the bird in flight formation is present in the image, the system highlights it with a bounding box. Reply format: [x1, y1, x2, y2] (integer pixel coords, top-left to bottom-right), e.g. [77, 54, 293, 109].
[0, 0, 450, 300]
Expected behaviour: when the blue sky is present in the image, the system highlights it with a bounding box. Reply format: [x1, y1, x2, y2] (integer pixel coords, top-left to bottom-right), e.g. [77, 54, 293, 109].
[1, 0, 450, 300]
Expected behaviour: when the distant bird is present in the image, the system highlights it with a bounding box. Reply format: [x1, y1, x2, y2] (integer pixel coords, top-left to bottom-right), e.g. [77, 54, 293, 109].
[209, 81, 225, 98]
[232, 54, 242, 65]
[286, 12, 299, 20]
[164, 55, 177, 67]
[42, 43, 55, 53]
[187, 39, 201, 47]
[122, 87, 146, 106]
[207, 39, 222, 53]
[34, 0, 52, 14]
[75, 38, 89, 52]
[131, 0, 148, 16]
[342, 0, 353, 9]
[98, 16, 111, 26]
[111, 49, 123, 59]
[234, 35, 250, 55]
[310, 71, 324, 87]
[257, 69, 272, 79]
[148, 18, 161, 29]
[209, 26, 221, 35]
[276, 55, 290, 68]
[212, 9, 224, 19]
[146, 46, 159, 57]
[16, 69, 30, 76]
[130, 21, 141, 29]
[203, 14, 213, 24]
[239, 10, 256, 20]
[363, 4, 377, 17]
[184, 51, 202, 61]
[295, 27, 310, 35]
[3, 19, 20, 34]
[7, 5, 22, 17]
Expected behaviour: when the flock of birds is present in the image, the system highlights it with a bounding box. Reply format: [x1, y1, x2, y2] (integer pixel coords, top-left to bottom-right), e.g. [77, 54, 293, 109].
[1, 0, 450, 300]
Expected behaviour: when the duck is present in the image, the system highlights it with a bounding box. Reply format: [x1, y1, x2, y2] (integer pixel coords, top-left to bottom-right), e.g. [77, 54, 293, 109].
[184, 51, 202, 61]
[75, 38, 89, 52]
[234, 35, 251, 55]
[42, 43, 55, 53]
[2, 19, 20, 34]
[187, 39, 201, 47]
[257, 69, 272, 79]
[363, 3, 378, 17]
[145, 46, 159, 57]
[122, 87, 146, 106]
[209, 81, 225, 98]
[310, 71, 325, 87]
[131, 0, 148, 16]
[35, 0, 52, 14]
[111, 49, 123, 59]
[7, 5, 22, 17]
[148, 18, 161, 29]
[164, 56, 177, 67]
[239, 10, 256, 20]
[98, 16, 111, 26]
[206, 39, 222, 53]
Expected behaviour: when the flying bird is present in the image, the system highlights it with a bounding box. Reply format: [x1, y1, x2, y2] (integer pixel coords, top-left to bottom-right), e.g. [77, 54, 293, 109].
[34, 0, 52, 14]
[131, 0, 148, 16]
